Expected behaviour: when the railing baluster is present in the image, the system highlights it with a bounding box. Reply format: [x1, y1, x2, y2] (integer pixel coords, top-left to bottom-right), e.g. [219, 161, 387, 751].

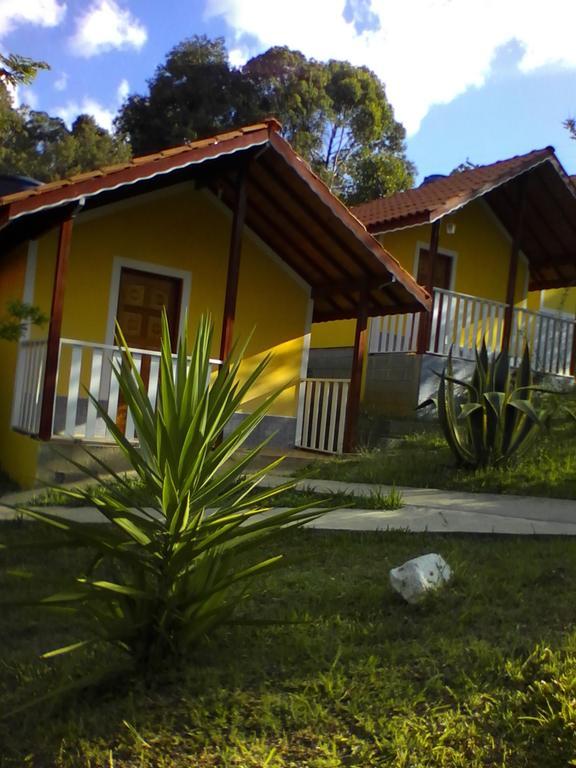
[124, 354, 142, 441]
[337, 382, 349, 454]
[310, 380, 322, 450]
[327, 382, 338, 453]
[318, 381, 330, 452]
[65, 345, 83, 436]
[85, 349, 103, 439]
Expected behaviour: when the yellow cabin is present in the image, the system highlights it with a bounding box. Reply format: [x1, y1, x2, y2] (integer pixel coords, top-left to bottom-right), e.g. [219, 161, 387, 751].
[0, 121, 427, 485]
[310, 147, 576, 418]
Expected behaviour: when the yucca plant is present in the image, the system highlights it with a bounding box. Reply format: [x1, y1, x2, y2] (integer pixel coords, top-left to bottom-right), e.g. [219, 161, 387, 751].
[16, 313, 324, 666]
[418, 342, 554, 469]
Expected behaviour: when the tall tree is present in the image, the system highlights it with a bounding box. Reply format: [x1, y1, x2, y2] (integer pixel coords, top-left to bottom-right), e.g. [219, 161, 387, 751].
[117, 38, 414, 203]
[117, 36, 254, 155]
[0, 90, 131, 182]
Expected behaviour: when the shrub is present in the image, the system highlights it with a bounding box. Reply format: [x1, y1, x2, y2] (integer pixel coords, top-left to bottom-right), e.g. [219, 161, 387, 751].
[418, 343, 555, 469]
[17, 314, 323, 667]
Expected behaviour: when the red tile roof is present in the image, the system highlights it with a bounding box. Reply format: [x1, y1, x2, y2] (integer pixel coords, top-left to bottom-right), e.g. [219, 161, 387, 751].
[0, 120, 281, 218]
[352, 147, 557, 231]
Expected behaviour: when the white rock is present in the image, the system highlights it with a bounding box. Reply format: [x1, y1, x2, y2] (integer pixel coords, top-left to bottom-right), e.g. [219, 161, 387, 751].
[389, 553, 452, 604]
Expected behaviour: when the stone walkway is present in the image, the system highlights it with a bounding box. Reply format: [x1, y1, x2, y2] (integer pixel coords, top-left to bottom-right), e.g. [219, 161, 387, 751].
[1, 475, 576, 535]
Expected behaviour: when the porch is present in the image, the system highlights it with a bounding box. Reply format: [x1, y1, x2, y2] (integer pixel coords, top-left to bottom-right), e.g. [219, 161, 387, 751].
[369, 286, 576, 377]
[11, 336, 222, 442]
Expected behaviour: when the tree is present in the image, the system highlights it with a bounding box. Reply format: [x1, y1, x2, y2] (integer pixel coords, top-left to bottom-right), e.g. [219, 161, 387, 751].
[0, 53, 49, 88]
[117, 36, 254, 155]
[564, 117, 576, 141]
[117, 38, 415, 203]
[0, 92, 131, 182]
[0, 301, 47, 342]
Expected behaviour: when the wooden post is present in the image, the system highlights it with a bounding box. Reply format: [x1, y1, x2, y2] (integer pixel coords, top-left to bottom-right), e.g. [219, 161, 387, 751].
[502, 182, 527, 354]
[219, 166, 248, 362]
[570, 317, 576, 377]
[38, 215, 76, 440]
[416, 220, 441, 354]
[343, 284, 368, 453]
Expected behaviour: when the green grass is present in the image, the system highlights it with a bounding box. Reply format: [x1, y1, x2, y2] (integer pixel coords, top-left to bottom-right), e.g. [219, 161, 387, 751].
[300, 421, 576, 498]
[31, 482, 404, 511]
[3, 523, 576, 766]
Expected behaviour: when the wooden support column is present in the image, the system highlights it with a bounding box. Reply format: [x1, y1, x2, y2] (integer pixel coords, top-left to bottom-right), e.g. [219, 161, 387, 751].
[219, 166, 248, 362]
[501, 182, 527, 354]
[570, 317, 576, 377]
[38, 214, 76, 440]
[343, 285, 368, 453]
[416, 220, 441, 354]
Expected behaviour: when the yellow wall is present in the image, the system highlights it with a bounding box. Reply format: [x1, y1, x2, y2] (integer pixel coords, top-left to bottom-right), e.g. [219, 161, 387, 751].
[311, 199, 529, 350]
[31, 185, 309, 420]
[527, 288, 576, 315]
[0, 244, 40, 487]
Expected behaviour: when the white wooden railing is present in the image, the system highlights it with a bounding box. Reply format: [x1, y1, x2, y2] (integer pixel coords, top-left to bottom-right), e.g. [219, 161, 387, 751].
[428, 288, 507, 357]
[295, 378, 349, 454]
[52, 339, 222, 441]
[11, 338, 48, 435]
[369, 312, 421, 354]
[369, 287, 576, 376]
[511, 308, 575, 377]
[12, 337, 221, 441]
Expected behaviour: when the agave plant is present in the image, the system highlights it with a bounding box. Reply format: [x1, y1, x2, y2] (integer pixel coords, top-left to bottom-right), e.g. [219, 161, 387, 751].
[419, 342, 553, 469]
[17, 313, 323, 666]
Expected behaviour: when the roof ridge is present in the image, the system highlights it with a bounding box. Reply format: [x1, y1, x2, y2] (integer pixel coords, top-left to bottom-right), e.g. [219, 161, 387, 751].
[352, 146, 554, 214]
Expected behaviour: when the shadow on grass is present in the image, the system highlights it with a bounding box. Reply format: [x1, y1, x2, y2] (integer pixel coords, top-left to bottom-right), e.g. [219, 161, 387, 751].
[2, 525, 576, 766]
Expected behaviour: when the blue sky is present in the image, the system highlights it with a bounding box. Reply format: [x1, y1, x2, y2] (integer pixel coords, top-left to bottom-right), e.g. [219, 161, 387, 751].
[2, 0, 576, 182]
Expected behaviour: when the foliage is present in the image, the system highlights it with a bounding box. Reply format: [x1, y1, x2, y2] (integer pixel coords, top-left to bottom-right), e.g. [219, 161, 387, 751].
[0, 94, 132, 182]
[0, 299, 47, 341]
[116, 36, 414, 203]
[4, 525, 576, 766]
[33, 479, 404, 511]
[451, 157, 480, 174]
[0, 52, 49, 88]
[14, 314, 322, 666]
[564, 116, 576, 140]
[418, 343, 554, 469]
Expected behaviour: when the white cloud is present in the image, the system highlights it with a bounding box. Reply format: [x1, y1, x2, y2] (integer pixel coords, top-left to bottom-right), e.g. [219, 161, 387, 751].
[116, 77, 129, 102]
[55, 97, 116, 131]
[54, 72, 68, 91]
[69, 0, 147, 57]
[16, 86, 38, 109]
[205, 0, 576, 135]
[55, 76, 130, 131]
[0, 0, 66, 37]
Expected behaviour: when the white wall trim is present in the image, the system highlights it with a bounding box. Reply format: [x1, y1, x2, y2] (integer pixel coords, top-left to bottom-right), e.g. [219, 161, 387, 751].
[105, 257, 192, 347]
[202, 189, 311, 294]
[295, 297, 314, 444]
[22, 240, 38, 340]
[412, 239, 458, 292]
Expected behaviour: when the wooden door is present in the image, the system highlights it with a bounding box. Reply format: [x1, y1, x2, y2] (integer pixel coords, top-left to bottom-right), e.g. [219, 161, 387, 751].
[417, 248, 453, 290]
[116, 268, 182, 351]
[115, 269, 182, 433]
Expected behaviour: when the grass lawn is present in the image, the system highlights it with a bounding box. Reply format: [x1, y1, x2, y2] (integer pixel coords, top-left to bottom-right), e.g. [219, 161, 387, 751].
[300, 421, 576, 499]
[31, 483, 404, 511]
[2, 522, 576, 766]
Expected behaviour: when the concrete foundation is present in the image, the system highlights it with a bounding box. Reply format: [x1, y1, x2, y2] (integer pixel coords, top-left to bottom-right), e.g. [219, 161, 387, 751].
[36, 413, 297, 484]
